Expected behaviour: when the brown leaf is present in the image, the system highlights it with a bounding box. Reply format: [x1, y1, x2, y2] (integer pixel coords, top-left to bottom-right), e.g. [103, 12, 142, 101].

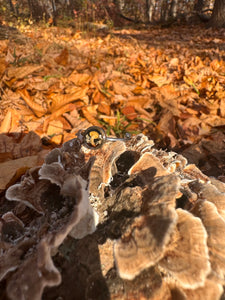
[112, 80, 134, 97]
[0, 110, 12, 133]
[47, 120, 63, 145]
[0, 156, 38, 192]
[157, 110, 177, 147]
[82, 107, 99, 126]
[201, 115, 225, 127]
[0, 40, 8, 53]
[27, 77, 58, 91]
[63, 109, 90, 130]
[152, 85, 180, 117]
[68, 72, 92, 86]
[147, 75, 171, 87]
[0, 57, 7, 78]
[43, 103, 75, 132]
[126, 96, 153, 119]
[92, 90, 105, 104]
[97, 102, 111, 116]
[121, 106, 137, 120]
[5, 65, 42, 80]
[18, 89, 47, 117]
[218, 96, 225, 118]
[54, 48, 69, 66]
[132, 86, 145, 95]
[49, 87, 88, 112]
[127, 95, 151, 107]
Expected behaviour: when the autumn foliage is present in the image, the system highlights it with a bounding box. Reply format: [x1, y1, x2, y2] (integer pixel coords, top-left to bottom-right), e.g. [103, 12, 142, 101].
[1, 14, 225, 300]
[0, 23, 225, 186]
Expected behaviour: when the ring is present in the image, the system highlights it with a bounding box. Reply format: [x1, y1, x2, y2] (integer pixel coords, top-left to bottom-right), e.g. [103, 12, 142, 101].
[78, 126, 131, 149]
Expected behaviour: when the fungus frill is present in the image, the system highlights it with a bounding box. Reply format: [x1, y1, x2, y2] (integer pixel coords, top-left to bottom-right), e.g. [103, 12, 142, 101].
[1, 132, 225, 299]
[1, 138, 99, 300]
[84, 133, 225, 299]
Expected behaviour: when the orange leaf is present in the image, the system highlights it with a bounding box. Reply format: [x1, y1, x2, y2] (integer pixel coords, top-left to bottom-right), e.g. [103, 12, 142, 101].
[121, 106, 137, 120]
[10, 110, 21, 132]
[0, 57, 7, 78]
[47, 120, 64, 145]
[82, 107, 99, 126]
[147, 75, 171, 87]
[49, 87, 88, 112]
[63, 132, 77, 143]
[0, 110, 12, 133]
[6, 65, 42, 80]
[58, 116, 72, 131]
[97, 102, 111, 115]
[68, 72, 92, 86]
[137, 56, 146, 68]
[54, 48, 69, 66]
[132, 86, 145, 95]
[92, 90, 105, 104]
[48, 103, 76, 123]
[126, 96, 153, 119]
[18, 89, 47, 117]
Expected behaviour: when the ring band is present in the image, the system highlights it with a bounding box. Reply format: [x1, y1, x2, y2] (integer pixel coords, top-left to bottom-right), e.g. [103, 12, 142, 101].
[78, 126, 131, 149]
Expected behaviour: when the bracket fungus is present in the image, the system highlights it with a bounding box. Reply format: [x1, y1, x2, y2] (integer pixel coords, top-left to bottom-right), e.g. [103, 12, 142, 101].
[158, 208, 210, 289]
[1, 136, 99, 300]
[114, 207, 178, 280]
[1, 130, 225, 299]
[85, 133, 224, 299]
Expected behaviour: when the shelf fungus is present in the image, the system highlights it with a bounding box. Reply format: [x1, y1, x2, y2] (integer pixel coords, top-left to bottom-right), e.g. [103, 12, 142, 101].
[83, 132, 224, 299]
[1, 137, 99, 300]
[1, 129, 225, 299]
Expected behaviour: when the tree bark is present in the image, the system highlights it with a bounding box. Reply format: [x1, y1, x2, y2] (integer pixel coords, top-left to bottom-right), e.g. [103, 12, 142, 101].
[8, 0, 15, 14]
[209, 0, 225, 27]
[169, 0, 178, 18]
[194, 0, 204, 13]
[147, 0, 156, 23]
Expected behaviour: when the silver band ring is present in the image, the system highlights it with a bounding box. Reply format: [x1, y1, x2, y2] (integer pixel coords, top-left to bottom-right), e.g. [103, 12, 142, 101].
[78, 126, 131, 149]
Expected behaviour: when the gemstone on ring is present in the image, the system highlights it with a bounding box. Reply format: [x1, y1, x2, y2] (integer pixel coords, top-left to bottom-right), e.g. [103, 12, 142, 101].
[79, 126, 131, 149]
[82, 126, 106, 149]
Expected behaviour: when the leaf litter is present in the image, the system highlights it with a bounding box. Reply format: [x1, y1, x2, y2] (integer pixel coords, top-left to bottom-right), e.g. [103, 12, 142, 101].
[0, 23, 225, 299]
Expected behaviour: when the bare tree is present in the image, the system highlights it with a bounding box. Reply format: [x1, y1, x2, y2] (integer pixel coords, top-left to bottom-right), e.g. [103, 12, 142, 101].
[210, 0, 225, 27]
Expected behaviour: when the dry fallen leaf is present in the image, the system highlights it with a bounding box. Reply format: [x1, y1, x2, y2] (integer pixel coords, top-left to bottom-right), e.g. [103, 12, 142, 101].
[0, 110, 12, 133]
[5, 65, 42, 81]
[0, 156, 38, 191]
[68, 72, 92, 86]
[46, 120, 64, 145]
[18, 89, 47, 117]
[0, 20, 225, 300]
[54, 47, 69, 66]
[48, 87, 88, 112]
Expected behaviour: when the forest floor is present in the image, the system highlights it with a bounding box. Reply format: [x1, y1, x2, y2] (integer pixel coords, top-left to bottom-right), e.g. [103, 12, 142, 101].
[1, 22, 225, 180]
[0, 21, 225, 299]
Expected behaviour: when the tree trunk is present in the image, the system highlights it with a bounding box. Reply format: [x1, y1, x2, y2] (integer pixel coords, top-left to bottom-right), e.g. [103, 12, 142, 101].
[160, 0, 168, 22]
[8, 0, 15, 14]
[194, 0, 204, 12]
[147, 0, 156, 23]
[209, 0, 225, 27]
[145, 0, 150, 22]
[169, 0, 178, 18]
[28, 0, 45, 20]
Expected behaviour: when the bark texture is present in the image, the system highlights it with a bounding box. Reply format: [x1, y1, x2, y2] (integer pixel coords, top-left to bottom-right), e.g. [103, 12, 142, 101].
[210, 0, 225, 27]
